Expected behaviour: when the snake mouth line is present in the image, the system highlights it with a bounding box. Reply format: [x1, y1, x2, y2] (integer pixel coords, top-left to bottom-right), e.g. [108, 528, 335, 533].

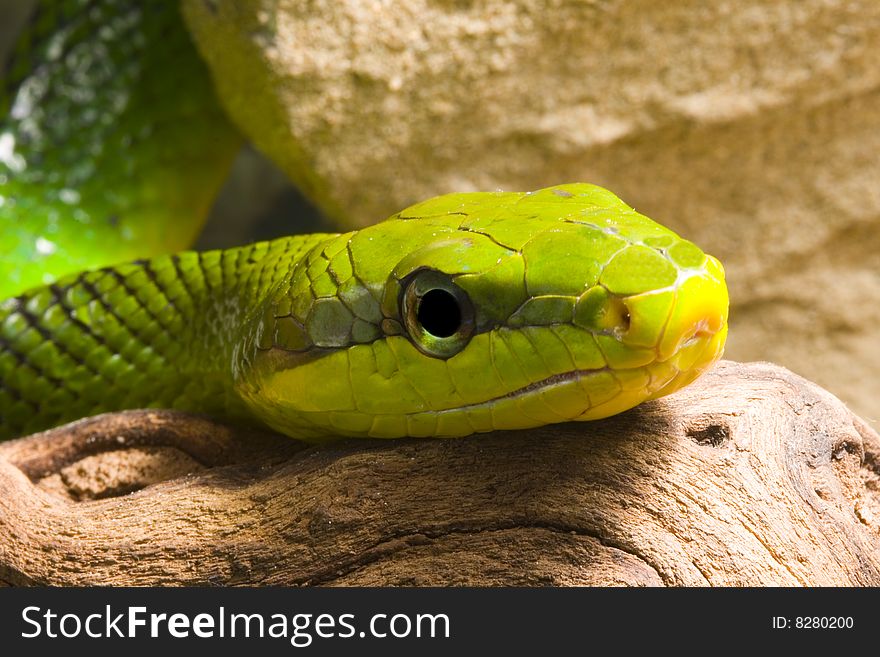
[441, 366, 615, 415]
[496, 367, 609, 401]
[450, 329, 720, 414]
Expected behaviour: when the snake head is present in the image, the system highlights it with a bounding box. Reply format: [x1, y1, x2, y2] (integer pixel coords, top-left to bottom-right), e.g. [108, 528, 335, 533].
[239, 183, 728, 440]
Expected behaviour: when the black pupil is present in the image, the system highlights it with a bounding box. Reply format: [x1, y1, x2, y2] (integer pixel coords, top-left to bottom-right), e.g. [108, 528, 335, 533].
[417, 289, 461, 338]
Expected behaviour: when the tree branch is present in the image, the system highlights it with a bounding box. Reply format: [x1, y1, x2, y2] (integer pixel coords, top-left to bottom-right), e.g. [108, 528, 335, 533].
[1, 361, 878, 586]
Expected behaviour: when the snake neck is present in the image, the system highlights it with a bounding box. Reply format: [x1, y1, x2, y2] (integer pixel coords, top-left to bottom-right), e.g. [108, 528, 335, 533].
[0, 233, 334, 440]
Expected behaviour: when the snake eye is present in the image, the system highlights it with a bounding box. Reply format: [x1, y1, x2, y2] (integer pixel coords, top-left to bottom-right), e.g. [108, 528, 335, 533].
[401, 269, 475, 358]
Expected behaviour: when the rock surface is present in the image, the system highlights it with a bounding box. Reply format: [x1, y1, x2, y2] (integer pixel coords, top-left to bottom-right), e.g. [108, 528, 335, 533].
[1, 361, 878, 586]
[183, 0, 880, 422]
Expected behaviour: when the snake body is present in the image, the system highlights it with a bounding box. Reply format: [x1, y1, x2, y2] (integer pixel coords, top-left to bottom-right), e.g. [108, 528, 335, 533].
[0, 3, 729, 442]
[0, 0, 239, 299]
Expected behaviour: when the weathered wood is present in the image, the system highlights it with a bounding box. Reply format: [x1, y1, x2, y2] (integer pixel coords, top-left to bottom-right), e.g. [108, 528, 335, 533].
[0, 361, 878, 586]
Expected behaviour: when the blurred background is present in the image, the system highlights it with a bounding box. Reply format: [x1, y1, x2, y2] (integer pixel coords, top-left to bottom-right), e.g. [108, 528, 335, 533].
[3, 0, 879, 422]
[0, 0, 325, 252]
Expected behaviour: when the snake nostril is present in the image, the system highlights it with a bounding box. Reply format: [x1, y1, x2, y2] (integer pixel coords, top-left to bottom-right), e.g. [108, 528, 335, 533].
[613, 296, 632, 339]
[604, 295, 630, 337]
[574, 287, 632, 336]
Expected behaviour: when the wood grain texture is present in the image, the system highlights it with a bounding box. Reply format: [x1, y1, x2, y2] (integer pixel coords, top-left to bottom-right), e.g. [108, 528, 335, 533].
[1, 361, 878, 586]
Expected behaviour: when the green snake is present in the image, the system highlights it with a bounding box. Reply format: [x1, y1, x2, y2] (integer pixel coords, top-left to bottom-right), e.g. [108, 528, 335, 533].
[0, 1, 729, 442]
